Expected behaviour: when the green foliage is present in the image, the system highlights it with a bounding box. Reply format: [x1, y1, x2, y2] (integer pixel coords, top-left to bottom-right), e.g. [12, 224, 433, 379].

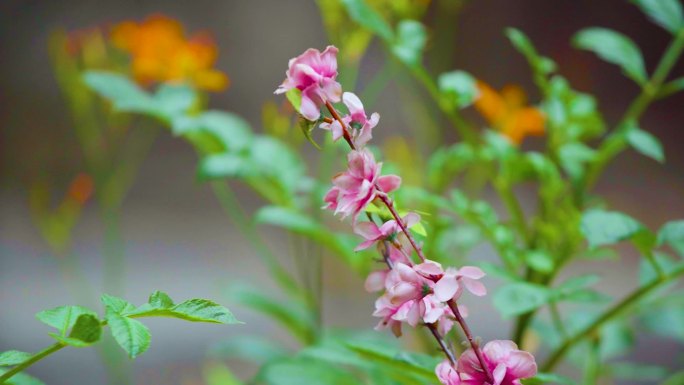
[438, 70, 478, 108]
[632, 0, 684, 34]
[35, 306, 98, 337]
[391, 20, 427, 67]
[506, 28, 557, 76]
[658, 220, 684, 256]
[49, 314, 102, 348]
[105, 311, 151, 359]
[573, 28, 647, 85]
[580, 209, 642, 248]
[209, 335, 289, 364]
[626, 123, 665, 162]
[522, 372, 576, 385]
[0, 352, 32, 368]
[493, 282, 552, 318]
[340, 0, 394, 41]
[0, 370, 45, 385]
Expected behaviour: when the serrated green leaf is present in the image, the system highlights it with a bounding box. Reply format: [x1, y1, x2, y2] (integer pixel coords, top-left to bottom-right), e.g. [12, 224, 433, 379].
[573, 28, 647, 85]
[129, 299, 240, 324]
[173, 110, 253, 151]
[49, 314, 102, 347]
[626, 125, 664, 162]
[340, 0, 394, 41]
[35, 305, 98, 337]
[506, 28, 557, 75]
[148, 291, 175, 308]
[392, 20, 426, 67]
[105, 311, 151, 359]
[82, 71, 156, 112]
[632, 0, 684, 34]
[0, 351, 32, 367]
[658, 220, 684, 256]
[101, 294, 136, 315]
[493, 282, 552, 318]
[438, 70, 478, 108]
[580, 209, 643, 248]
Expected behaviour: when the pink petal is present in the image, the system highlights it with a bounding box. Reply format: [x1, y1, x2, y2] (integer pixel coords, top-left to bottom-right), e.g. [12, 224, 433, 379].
[353, 221, 382, 241]
[463, 278, 487, 297]
[456, 349, 482, 377]
[492, 363, 507, 385]
[414, 260, 443, 276]
[300, 86, 322, 121]
[403, 212, 421, 228]
[319, 45, 339, 76]
[458, 266, 486, 280]
[377, 175, 402, 193]
[434, 275, 459, 302]
[505, 351, 537, 379]
[343, 92, 365, 117]
[321, 78, 342, 103]
[484, 340, 518, 363]
[364, 270, 388, 292]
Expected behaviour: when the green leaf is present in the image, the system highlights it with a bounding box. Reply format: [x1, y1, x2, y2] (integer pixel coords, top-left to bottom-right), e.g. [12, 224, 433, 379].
[285, 88, 302, 112]
[522, 372, 576, 385]
[198, 153, 253, 179]
[298, 116, 321, 149]
[153, 83, 196, 118]
[608, 362, 668, 380]
[101, 294, 136, 314]
[632, 0, 684, 34]
[105, 311, 151, 359]
[505, 28, 557, 75]
[552, 274, 610, 303]
[129, 298, 240, 324]
[228, 284, 313, 343]
[524, 250, 554, 273]
[82, 71, 156, 112]
[641, 302, 684, 342]
[257, 358, 353, 385]
[573, 28, 647, 85]
[438, 70, 478, 108]
[0, 351, 32, 366]
[626, 125, 665, 162]
[658, 76, 684, 98]
[658, 220, 684, 256]
[493, 282, 552, 318]
[50, 314, 102, 347]
[255, 205, 321, 235]
[173, 111, 253, 151]
[340, 0, 394, 41]
[149, 291, 175, 308]
[35, 305, 98, 337]
[345, 342, 438, 381]
[599, 320, 634, 359]
[0, 369, 46, 385]
[580, 209, 643, 248]
[392, 20, 427, 67]
[558, 142, 595, 180]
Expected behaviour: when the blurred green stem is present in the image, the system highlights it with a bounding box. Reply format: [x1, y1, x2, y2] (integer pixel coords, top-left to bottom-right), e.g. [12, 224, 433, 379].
[581, 29, 684, 195]
[582, 337, 601, 385]
[542, 263, 684, 371]
[209, 181, 303, 300]
[0, 343, 65, 384]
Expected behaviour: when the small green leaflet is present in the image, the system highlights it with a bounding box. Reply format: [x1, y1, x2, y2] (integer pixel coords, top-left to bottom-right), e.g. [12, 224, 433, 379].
[49, 314, 102, 348]
[493, 282, 552, 318]
[106, 311, 151, 359]
[626, 125, 665, 163]
[340, 0, 394, 42]
[632, 0, 684, 34]
[580, 209, 643, 248]
[0, 351, 32, 367]
[657, 220, 684, 256]
[438, 70, 478, 109]
[392, 20, 427, 67]
[35, 305, 98, 337]
[573, 28, 647, 85]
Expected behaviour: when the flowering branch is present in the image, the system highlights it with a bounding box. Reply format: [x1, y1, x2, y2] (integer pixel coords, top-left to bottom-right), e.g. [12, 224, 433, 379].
[275, 45, 537, 385]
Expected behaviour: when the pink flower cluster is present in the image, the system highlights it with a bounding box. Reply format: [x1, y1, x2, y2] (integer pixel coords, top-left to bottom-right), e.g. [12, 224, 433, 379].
[276, 45, 537, 385]
[436, 341, 537, 385]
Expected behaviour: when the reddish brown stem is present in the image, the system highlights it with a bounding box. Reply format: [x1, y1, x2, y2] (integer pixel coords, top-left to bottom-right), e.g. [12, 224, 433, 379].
[427, 323, 457, 367]
[378, 195, 426, 263]
[325, 101, 356, 150]
[447, 300, 494, 383]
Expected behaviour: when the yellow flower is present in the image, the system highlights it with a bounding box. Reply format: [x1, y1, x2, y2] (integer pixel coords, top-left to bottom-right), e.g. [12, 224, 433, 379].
[474, 81, 545, 145]
[111, 14, 228, 91]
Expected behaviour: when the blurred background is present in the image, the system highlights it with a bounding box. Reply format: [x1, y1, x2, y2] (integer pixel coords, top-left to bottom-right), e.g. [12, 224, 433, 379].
[1, 1, 683, 384]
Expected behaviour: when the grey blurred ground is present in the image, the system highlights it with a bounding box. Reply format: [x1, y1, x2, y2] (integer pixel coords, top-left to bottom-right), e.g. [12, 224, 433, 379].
[1, 1, 684, 384]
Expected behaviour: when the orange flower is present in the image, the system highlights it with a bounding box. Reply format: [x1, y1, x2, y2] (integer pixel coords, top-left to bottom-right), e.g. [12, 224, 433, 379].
[111, 14, 228, 91]
[67, 173, 94, 205]
[474, 81, 545, 145]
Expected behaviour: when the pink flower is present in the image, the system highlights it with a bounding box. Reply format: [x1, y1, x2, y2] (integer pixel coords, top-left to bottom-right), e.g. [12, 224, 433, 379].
[434, 266, 487, 302]
[458, 340, 537, 385]
[353, 212, 421, 251]
[372, 295, 405, 337]
[384, 263, 429, 305]
[320, 92, 379, 148]
[274, 46, 342, 121]
[436, 360, 462, 385]
[325, 149, 401, 221]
